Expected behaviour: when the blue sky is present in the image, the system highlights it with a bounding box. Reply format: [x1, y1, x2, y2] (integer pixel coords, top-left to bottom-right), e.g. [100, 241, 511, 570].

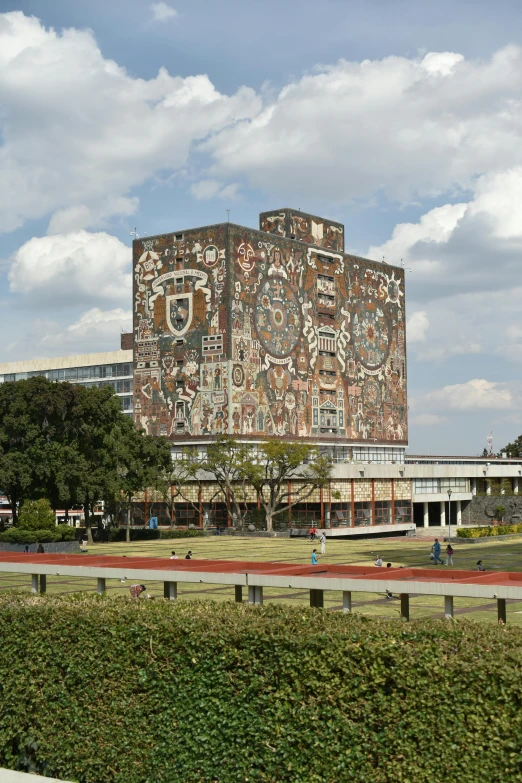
[1, 0, 522, 455]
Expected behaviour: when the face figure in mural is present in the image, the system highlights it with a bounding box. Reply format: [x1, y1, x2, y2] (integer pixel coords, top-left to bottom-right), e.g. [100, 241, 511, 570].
[268, 249, 288, 279]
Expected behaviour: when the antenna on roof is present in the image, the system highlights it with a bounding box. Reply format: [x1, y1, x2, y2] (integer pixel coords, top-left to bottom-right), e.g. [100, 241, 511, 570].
[226, 209, 230, 223]
[400, 258, 412, 272]
[130, 228, 142, 240]
[487, 431, 493, 457]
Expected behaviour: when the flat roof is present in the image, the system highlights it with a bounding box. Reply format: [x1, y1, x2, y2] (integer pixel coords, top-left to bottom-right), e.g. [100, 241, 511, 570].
[0, 350, 133, 374]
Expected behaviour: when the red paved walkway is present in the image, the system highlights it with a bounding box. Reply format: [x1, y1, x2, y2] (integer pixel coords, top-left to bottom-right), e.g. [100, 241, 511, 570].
[0, 552, 520, 587]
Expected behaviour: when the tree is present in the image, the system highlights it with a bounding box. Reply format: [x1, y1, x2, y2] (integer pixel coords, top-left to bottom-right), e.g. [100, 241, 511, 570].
[18, 499, 56, 531]
[115, 425, 172, 542]
[501, 435, 522, 458]
[239, 441, 334, 532]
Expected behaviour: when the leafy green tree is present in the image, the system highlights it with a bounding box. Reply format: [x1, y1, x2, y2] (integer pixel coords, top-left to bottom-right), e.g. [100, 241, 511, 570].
[18, 499, 56, 531]
[501, 435, 522, 458]
[239, 441, 334, 532]
[115, 425, 172, 541]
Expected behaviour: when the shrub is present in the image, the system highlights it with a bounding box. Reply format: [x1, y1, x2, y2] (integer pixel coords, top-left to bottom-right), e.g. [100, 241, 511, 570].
[495, 505, 506, 522]
[2, 598, 522, 783]
[18, 500, 56, 531]
[457, 523, 522, 538]
[0, 524, 77, 544]
[93, 527, 207, 543]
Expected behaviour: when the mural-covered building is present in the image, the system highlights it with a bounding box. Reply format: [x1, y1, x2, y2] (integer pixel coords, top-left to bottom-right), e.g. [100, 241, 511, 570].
[132, 208, 411, 533]
[133, 208, 407, 458]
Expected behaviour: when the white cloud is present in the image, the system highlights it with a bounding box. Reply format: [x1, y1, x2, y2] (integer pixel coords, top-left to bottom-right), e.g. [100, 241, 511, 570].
[206, 45, 522, 202]
[9, 230, 131, 305]
[420, 379, 518, 411]
[39, 307, 132, 352]
[150, 2, 178, 22]
[406, 310, 429, 343]
[410, 413, 447, 427]
[190, 179, 239, 200]
[0, 11, 259, 233]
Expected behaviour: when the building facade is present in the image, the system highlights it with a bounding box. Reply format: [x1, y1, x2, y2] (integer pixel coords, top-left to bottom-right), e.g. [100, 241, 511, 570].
[0, 349, 134, 415]
[133, 208, 407, 452]
[132, 208, 413, 534]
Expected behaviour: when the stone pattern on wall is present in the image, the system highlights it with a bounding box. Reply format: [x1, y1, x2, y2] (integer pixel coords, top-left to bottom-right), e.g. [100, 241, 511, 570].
[133, 213, 407, 444]
[465, 496, 522, 525]
[260, 208, 344, 253]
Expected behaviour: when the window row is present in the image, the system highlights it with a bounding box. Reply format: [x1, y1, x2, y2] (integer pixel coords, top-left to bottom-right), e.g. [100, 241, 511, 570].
[2, 363, 132, 383]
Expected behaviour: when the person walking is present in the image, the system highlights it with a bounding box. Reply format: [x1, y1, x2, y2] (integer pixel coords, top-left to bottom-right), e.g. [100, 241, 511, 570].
[431, 539, 443, 565]
[445, 544, 454, 566]
[311, 548, 319, 565]
[375, 555, 383, 567]
[319, 532, 326, 555]
[309, 527, 317, 541]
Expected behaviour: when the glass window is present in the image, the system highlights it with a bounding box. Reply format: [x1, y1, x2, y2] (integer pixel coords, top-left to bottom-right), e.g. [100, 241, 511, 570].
[64, 368, 78, 381]
[4, 374, 16, 382]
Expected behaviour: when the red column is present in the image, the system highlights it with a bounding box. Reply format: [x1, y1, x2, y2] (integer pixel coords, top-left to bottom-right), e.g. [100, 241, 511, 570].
[351, 479, 355, 527]
[320, 486, 324, 527]
[199, 486, 203, 528]
[371, 479, 375, 526]
[391, 479, 395, 525]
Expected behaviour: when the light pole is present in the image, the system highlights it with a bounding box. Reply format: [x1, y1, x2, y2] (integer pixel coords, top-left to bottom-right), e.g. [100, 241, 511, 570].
[448, 489, 451, 544]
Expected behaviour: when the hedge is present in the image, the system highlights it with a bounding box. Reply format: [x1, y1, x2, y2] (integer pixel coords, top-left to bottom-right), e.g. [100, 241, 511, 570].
[0, 525, 77, 544]
[94, 527, 207, 542]
[2, 597, 522, 783]
[457, 523, 522, 538]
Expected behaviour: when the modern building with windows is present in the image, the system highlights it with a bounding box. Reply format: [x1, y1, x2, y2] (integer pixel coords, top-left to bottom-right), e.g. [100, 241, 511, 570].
[0, 348, 133, 414]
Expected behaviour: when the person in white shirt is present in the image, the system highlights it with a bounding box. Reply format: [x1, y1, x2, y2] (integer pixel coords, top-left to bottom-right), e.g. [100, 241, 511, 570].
[375, 555, 383, 567]
[170, 551, 178, 559]
[319, 532, 326, 555]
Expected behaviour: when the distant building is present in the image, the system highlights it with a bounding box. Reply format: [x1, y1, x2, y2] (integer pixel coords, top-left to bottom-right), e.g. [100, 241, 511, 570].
[0, 348, 133, 415]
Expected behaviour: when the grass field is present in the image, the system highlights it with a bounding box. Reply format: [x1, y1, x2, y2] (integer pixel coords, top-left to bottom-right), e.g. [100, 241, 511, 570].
[2, 533, 522, 623]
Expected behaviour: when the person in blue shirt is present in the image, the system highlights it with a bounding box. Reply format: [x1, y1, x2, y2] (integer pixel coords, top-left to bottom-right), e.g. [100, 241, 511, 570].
[311, 549, 319, 565]
[431, 538, 444, 565]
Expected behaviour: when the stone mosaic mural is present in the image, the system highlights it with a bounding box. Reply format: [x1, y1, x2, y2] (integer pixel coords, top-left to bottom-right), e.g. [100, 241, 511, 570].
[133, 212, 407, 444]
[260, 208, 344, 252]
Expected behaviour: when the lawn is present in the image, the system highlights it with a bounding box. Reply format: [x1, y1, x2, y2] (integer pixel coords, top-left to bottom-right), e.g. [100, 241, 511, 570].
[2, 533, 522, 623]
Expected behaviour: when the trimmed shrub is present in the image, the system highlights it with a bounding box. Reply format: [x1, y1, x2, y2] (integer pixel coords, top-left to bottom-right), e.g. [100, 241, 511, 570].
[0, 524, 77, 544]
[457, 523, 522, 538]
[93, 527, 207, 542]
[1, 598, 522, 783]
[18, 499, 56, 531]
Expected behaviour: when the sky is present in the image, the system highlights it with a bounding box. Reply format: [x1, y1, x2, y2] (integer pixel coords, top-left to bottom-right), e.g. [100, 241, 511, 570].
[1, 0, 522, 456]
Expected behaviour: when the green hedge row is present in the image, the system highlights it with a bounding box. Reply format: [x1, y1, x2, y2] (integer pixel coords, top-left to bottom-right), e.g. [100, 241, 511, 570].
[0, 525, 77, 544]
[457, 523, 522, 538]
[1, 597, 522, 783]
[94, 527, 207, 542]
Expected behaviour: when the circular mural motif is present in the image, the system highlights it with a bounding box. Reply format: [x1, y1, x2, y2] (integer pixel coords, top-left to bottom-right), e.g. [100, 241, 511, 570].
[352, 301, 390, 370]
[254, 278, 301, 358]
